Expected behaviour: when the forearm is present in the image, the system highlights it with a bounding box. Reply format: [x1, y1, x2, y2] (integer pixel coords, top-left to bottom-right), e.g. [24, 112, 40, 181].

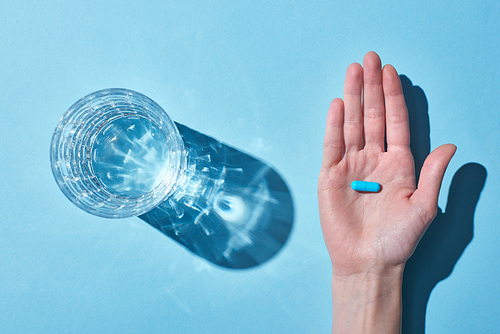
[331, 266, 404, 334]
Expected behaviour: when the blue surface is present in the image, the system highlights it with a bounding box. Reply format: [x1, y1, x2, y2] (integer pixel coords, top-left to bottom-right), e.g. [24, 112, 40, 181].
[0, 1, 498, 333]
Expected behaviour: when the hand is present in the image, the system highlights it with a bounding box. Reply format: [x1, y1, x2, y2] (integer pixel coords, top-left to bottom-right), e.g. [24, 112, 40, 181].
[318, 51, 456, 277]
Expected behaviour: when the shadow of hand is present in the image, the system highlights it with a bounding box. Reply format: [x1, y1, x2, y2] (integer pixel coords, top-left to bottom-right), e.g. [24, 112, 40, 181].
[402, 162, 486, 334]
[399, 75, 487, 333]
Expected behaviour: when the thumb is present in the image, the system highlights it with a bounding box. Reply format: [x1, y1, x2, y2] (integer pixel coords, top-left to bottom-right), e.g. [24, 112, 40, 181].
[411, 144, 457, 222]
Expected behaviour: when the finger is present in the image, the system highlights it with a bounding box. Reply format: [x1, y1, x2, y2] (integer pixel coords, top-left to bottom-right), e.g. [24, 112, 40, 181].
[362, 51, 385, 151]
[322, 98, 345, 168]
[411, 144, 457, 222]
[343, 62, 363, 151]
[383, 65, 410, 149]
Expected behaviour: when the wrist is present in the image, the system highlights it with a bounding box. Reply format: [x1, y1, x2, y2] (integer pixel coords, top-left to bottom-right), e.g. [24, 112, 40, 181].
[331, 266, 404, 334]
[332, 263, 405, 280]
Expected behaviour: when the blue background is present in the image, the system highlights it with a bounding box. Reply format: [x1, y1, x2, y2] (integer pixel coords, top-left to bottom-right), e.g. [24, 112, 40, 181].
[0, 1, 498, 333]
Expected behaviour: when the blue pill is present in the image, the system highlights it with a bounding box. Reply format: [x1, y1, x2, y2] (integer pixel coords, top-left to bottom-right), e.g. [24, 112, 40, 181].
[351, 181, 381, 192]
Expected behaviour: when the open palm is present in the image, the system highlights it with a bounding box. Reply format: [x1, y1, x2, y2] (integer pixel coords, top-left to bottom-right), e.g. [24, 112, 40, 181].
[318, 52, 456, 276]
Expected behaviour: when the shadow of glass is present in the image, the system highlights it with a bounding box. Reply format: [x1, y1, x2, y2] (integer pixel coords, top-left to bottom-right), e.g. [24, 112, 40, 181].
[400, 75, 487, 333]
[139, 123, 294, 269]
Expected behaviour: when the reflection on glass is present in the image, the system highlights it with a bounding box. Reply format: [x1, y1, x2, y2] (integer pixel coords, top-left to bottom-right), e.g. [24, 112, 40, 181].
[51, 89, 293, 268]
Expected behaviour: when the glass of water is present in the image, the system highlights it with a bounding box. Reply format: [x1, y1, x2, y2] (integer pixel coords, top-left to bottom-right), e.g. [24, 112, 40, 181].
[51, 88, 294, 268]
[50, 88, 185, 218]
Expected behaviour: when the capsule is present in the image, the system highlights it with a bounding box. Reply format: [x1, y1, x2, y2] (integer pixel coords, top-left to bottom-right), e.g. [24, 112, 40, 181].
[351, 181, 381, 193]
